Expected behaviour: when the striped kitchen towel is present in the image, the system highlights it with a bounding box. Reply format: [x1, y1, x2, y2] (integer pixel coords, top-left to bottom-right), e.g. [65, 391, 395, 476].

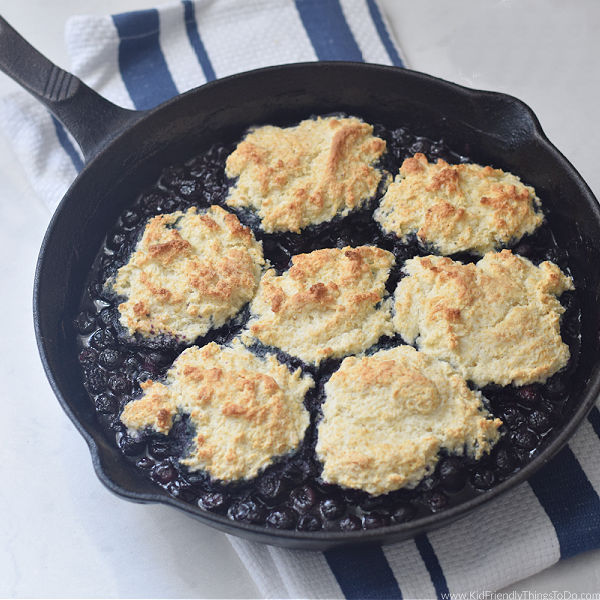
[2, 1, 600, 598]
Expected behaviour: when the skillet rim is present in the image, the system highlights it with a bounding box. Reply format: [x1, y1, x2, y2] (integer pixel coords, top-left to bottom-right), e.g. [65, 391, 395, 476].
[33, 61, 600, 548]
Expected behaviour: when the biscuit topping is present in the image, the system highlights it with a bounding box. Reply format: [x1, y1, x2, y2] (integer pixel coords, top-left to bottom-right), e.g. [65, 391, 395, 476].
[394, 250, 574, 387]
[316, 345, 502, 495]
[109, 206, 264, 343]
[225, 116, 386, 232]
[374, 153, 543, 255]
[247, 246, 394, 364]
[120, 341, 313, 481]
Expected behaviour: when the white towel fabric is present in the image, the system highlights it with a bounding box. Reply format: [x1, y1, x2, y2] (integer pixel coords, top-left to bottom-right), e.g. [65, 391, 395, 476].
[2, 1, 600, 598]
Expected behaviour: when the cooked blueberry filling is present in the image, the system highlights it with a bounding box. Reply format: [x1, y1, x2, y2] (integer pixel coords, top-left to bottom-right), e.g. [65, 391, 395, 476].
[75, 120, 581, 532]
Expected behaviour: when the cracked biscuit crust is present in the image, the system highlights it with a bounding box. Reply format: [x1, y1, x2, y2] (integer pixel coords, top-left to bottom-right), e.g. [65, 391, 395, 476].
[394, 251, 574, 387]
[316, 345, 501, 495]
[109, 206, 264, 343]
[246, 246, 394, 364]
[374, 153, 543, 255]
[225, 116, 386, 233]
[120, 341, 313, 482]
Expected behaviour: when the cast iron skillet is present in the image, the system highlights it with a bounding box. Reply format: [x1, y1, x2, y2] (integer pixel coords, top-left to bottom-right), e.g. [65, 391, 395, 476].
[2, 17, 600, 550]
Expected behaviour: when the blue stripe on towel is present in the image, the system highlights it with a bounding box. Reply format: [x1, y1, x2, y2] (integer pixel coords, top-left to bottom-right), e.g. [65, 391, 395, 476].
[324, 544, 402, 599]
[295, 0, 364, 61]
[588, 406, 600, 439]
[366, 0, 404, 67]
[51, 116, 83, 172]
[181, 0, 216, 82]
[112, 9, 178, 109]
[529, 446, 600, 558]
[415, 534, 450, 599]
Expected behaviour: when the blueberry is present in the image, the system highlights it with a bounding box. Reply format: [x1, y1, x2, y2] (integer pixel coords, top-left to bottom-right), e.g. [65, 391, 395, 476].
[108, 415, 125, 432]
[119, 435, 145, 456]
[198, 492, 228, 512]
[107, 373, 130, 395]
[410, 139, 431, 155]
[107, 231, 126, 251]
[470, 468, 496, 490]
[528, 409, 551, 433]
[540, 399, 562, 425]
[392, 503, 416, 523]
[425, 491, 448, 512]
[266, 508, 297, 530]
[145, 439, 169, 460]
[99, 264, 117, 282]
[360, 494, 387, 512]
[290, 485, 317, 513]
[512, 426, 539, 451]
[163, 197, 179, 212]
[391, 127, 412, 146]
[257, 474, 286, 503]
[362, 512, 391, 529]
[122, 209, 141, 228]
[338, 515, 362, 532]
[205, 144, 229, 164]
[544, 378, 566, 401]
[320, 498, 346, 520]
[90, 328, 116, 350]
[74, 311, 96, 334]
[186, 471, 208, 486]
[159, 166, 187, 190]
[297, 514, 322, 532]
[141, 191, 168, 215]
[78, 347, 98, 368]
[494, 446, 517, 474]
[513, 447, 531, 464]
[137, 371, 154, 384]
[166, 483, 182, 498]
[516, 385, 541, 407]
[228, 500, 266, 525]
[123, 356, 141, 373]
[136, 456, 154, 469]
[178, 180, 200, 198]
[152, 463, 178, 485]
[94, 393, 117, 414]
[438, 457, 467, 492]
[429, 141, 450, 160]
[500, 405, 526, 429]
[98, 308, 118, 328]
[86, 369, 106, 394]
[98, 348, 124, 370]
[88, 281, 111, 301]
[416, 475, 438, 492]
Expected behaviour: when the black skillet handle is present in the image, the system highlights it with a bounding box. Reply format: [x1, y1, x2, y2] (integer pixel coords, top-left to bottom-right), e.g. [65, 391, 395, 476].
[0, 16, 143, 162]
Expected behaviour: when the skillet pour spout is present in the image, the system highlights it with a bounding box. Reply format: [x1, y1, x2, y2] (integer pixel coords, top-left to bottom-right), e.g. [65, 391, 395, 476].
[2, 16, 600, 549]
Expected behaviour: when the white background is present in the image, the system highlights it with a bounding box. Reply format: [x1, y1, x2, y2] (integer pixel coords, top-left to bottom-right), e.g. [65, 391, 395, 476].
[0, 0, 599, 597]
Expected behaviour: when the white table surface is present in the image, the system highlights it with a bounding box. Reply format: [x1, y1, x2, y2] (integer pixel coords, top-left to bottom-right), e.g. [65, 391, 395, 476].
[1, 0, 599, 597]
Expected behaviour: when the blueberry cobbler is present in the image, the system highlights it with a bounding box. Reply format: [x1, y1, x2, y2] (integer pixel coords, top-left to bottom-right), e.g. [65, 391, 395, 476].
[75, 115, 580, 533]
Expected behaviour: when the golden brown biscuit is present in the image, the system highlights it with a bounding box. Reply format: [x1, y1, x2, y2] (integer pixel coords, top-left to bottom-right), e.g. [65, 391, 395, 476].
[394, 250, 574, 387]
[316, 345, 502, 495]
[120, 341, 313, 482]
[225, 116, 386, 233]
[374, 153, 543, 255]
[109, 206, 264, 343]
[246, 246, 394, 364]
